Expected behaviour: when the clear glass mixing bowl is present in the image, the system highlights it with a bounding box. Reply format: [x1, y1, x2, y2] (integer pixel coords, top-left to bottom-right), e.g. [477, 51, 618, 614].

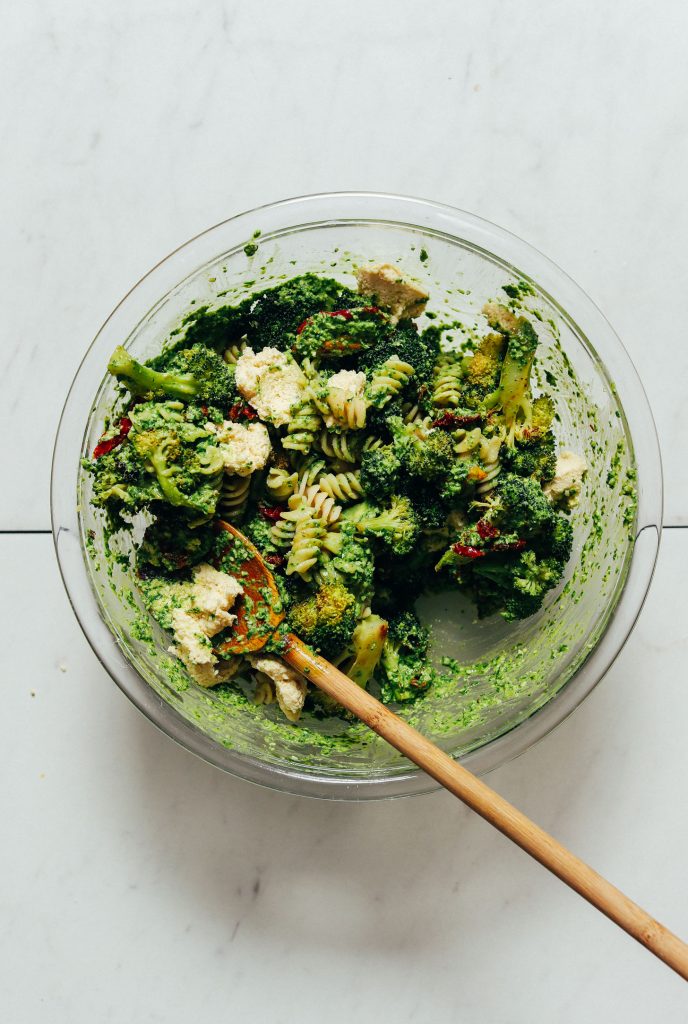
[51, 192, 662, 799]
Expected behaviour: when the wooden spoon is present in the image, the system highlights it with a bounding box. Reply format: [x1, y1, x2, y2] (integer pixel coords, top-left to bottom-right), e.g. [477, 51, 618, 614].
[215, 520, 688, 981]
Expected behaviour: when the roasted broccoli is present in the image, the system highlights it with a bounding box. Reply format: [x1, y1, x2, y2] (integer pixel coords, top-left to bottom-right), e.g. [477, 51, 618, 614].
[137, 511, 215, 573]
[288, 582, 358, 659]
[345, 495, 420, 556]
[359, 445, 401, 502]
[460, 332, 507, 408]
[107, 344, 237, 406]
[471, 549, 565, 621]
[483, 316, 539, 432]
[338, 614, 388, 688]
[91, 402, 224, 516]
[380, 610, 434, 702]
[389, 417, 453, 481]
[246, 274, 363, 351]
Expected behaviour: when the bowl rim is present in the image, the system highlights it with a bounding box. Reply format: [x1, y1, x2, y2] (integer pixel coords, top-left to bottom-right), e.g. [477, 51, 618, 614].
[51, 190, 663, 800]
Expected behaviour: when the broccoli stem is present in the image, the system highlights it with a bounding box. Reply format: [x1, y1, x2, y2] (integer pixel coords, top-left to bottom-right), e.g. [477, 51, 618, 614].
[149, 440, 202, 509]
[484, 320, 538, 429]
[107, 346, 199, 400]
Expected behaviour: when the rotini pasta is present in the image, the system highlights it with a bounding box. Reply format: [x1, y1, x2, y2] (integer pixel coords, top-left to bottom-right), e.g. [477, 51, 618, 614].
[367, 357, 415, 408]
[285, 503, 326, 580]
[283, 395, 321, 453]
[218, 473, 251, 520]
[266, 465, 298, 501]
[433, 361, 464, 407]
[317, 471, 363, 503]
[223, 339, 248, 364]
[318, 429, 359, 463]
[321, 386, 368, 429]
[298, 482, 342, 525]
[476, 434, 503, 495]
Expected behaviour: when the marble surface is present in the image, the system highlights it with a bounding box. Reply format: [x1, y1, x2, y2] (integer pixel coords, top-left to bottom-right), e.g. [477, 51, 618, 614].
[3, 535, 688, 1021]
[3, 1, 688, 1020]
[2, 0, 688, 529]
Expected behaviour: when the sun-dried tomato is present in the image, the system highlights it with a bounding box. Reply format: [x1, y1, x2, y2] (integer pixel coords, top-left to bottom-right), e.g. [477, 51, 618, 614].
[227, 404, 258, 421]
[259, 505, 284, 522]
[451, 543, 486, 559]
[93, 417, 132, 459]
[476, 519, 500, 541]
[431, 412, 483, 430]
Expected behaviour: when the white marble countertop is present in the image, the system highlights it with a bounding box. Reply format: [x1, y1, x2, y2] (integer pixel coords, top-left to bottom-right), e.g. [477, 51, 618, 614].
[2, 1, 688, 1020]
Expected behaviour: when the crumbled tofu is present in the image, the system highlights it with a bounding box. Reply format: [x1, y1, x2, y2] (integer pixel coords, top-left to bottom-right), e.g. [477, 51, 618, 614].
[544, 451, 588, 509]
[235, 346, 306, 426]
[208, 420, 271, 476]
[169, 563, 243, 688]
[248, 654, 308, 722]
[482, 302, 519, 334]
[323, 369, 367, 428]
[355, 263, 428, 322]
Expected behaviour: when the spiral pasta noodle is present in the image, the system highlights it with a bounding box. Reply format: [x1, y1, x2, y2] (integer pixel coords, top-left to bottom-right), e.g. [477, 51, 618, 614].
[317, 471, 363, 503]
[476, 434, 503, 496]
[432, 361, 463, 407]
[218, 474, 251, 521]
[295, 455, 327, 488]
[223, 339, 248, 364]
[318, 429, 359, 463]
[299, 482, 342, 525]
[266, 465, 298, 501]
[285, 503, 326, 581]
[316, 387, 368, 430]
[283, 395, 321, 453]
[367, 357, 415, 408]
[252, 674, 276, 705]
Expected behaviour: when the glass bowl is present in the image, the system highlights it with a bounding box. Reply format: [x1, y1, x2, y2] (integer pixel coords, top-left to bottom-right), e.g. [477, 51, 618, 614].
[51, 192, 662, 799]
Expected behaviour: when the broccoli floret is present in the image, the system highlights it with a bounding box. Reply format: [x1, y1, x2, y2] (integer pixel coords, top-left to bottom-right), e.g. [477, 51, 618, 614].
[502, 432, 557, 482]
[389, 416, 453, 481]
[486, 473, 557, 539]
[483, 315, 539, 431]
[359, 445, 401, 502]
[316, 520, 375, 606]
[472, 550, 565, 621]
[380, 610, 434, 703]
[246, 274, 363, 350]
[107, 344, 237, 406]
[288, 582, 358, 659]
[137, 511, 215, 572]
[291, 307, 388, 360]
[539, 514, 574, 563]
[361, 320, 440, 393]
[502, 397, 557, 481]
[400, 477, 451, 530]
[346, 495, 420, 556]
[88, 439, 161, 511]
[460, 332, 507, 407]
[91, 402, 224, 516]
[338, 614, 388, 689]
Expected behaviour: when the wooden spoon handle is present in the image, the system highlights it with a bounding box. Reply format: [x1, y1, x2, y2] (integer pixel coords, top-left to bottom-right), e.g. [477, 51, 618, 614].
[283, 634, 688, 982]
